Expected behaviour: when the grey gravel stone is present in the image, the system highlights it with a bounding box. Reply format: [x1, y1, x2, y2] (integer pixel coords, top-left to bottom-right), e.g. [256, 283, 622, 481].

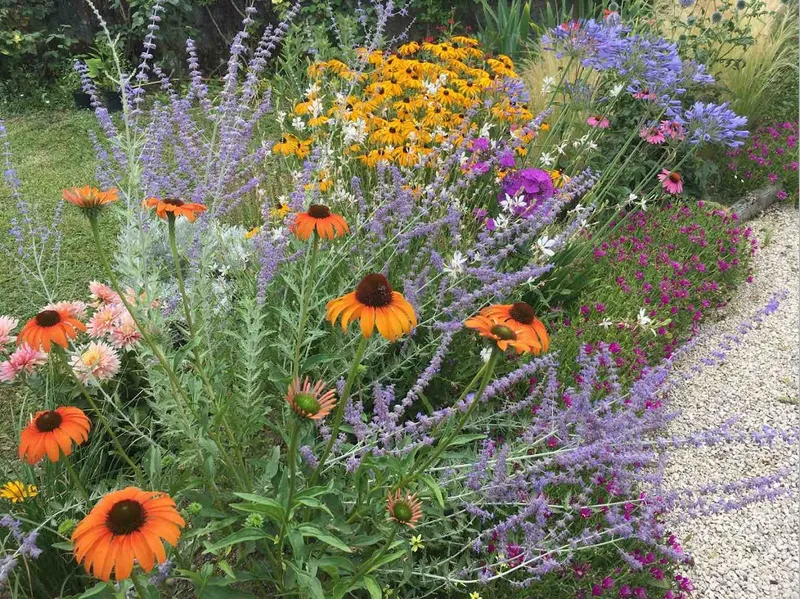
[664, 206, 799, 599]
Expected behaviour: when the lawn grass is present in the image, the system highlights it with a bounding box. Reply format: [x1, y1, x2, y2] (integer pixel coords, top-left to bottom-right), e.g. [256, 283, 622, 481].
[0, 110, 108, 317]
[0, 110, 105, 459]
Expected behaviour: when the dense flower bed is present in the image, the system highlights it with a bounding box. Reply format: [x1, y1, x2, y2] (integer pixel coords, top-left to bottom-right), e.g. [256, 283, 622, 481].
[0, 3, 794, 598]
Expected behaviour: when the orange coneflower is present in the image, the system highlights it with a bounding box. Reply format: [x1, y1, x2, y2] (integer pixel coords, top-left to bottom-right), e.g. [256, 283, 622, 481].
[292, 204, 349, 241]
[326, 273, 417, 341]
[62, 186, 119, 214]
[19, 406, 91, 464]
[480, 302, 549, 354]
[144, 197, 207, 223]
[387, 489, 423, 529]
[285, 377, 337, 420]
[17, 308, 86, 352]
[72, 487, 184, 581]
[464, 313, 538, 354]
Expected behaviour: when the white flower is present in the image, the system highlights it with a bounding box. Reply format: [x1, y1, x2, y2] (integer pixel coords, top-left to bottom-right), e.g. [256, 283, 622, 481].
[610, 83, 624, 97]
[479, 122, 494, 137]
[500, 193, 525, 214]
[494, 214, 510, 230]
[471, 252, 482, 263]
[540, 152, 555, 167]
[569, 203, 587, 215]
[276, 111, 286, 126]
[305, 81, 320, 97]
[309, 97, 325, 117]
[422, 79, 439, 94]
[536, 236, 557, 257]
[443, 251, 468, 278]
[637, 308, 652, 328]
[572, 139, 582, 149]
[291, 117, 306, 131]
[343, 119, 367, 145]
[599, 318, 614, 329]
[541, 76, 556, 94]
[480, 347, 493, 363]
[555, 142, 567, 155]
[628, 193, 638, 203]
[585, 140, 598, 151]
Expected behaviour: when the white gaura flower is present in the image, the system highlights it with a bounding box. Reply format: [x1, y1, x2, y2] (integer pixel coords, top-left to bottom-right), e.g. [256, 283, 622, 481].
[609, 83, 624, 97]
[585, 140, 598, 151]
[479, 122, 494, 137]
[471, 252, 482, 263]
[343, 119, 367, 145]
[309, 97, 325, 117]
[494, 214, 510, 230]
[480, 347, 493, 363]
[540, 152, 555, 167]
[422, 79, 439, 94]
[541, 76, 556, 94]
[536, 236, 557, 257]
[305, 81, 320, 97]
[598, 318, 614, 329]
[569, 203, 587, 215]
[443, 251, 468, 279]
[637, 308, 653, 328]
[555, 142, 567, 155]
[291, 117, 306, 131]
[500, 193, 525, 214]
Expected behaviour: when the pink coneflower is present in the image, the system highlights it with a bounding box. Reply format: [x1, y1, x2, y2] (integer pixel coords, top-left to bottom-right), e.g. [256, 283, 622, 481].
[0, 316, 19, 347]
[387, 489, 423, 529]
[70, 342, 121, 384]
[285, 377, 337, 420]
[44, 301, 88, 320]
[586, 115, 610, 128]
[632, 88, 657, 100]
[658, 169, 683, 194]
[87, 304, 122, 338]
[659, 120, 685, 140]
[0, 345, 48, 383]
[640, 126, 665, 145]
[109, 313, 141, 349]
[88, 281, 120, 306]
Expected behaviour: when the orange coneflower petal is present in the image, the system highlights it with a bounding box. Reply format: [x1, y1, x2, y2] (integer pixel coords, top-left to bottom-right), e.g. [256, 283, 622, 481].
[45, 434, 62, 462]
[130, 531, 155, 572]
[360, 307, 376, 338]
[97, 536, 122, 581]
[114, 537, 135, 581]
[375, 308, 395, 340]
[142, 529, 167, 564]
[340, 302, 364, 330]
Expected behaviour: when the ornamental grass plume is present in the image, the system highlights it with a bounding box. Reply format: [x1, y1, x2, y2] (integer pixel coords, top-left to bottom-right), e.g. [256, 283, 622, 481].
[326, 273, 417, 341]
[17, 308, 86, 353]
[72, 487, 184, 581]
[18, 407, 91, 464]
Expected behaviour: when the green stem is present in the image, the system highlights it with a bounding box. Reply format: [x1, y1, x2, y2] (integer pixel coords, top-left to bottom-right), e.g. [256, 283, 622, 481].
[167, 215, 195, 337]
[292, 234, 321, 380]
[56, 349, 145, 485]
[310, 335, 369, 484]
[397, 347, 501, 489]
[276, 417, 301, 566]
[63, 455, 89, 503]
[350, 526, 397, 588]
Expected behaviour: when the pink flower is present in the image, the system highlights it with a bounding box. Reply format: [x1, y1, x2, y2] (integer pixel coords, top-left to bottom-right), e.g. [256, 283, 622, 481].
[632, 88, 657, 100]
[43, 301, 88, 320]
[640, 126, 665, 144]
[0, 316, 19, 347]
[87, 304, 122, 338]
[88, 281, 120, 306]
[110, 313, 142, 349]
[659, 120, 685, 140]
[586, 115, 610, 128]
[70, 341, 121, 384]
[658, 169, 683, 194]
[0, 345, 48, 383]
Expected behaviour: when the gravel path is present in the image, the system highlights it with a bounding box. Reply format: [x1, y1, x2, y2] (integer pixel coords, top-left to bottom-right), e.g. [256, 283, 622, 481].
[664, 205, 799, 598]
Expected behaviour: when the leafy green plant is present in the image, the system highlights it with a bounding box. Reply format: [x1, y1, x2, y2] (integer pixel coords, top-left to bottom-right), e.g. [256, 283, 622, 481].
[475, 0, 533, 57]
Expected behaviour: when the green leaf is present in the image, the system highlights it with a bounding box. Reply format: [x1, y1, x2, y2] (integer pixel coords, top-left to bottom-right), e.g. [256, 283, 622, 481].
[295, 523, 353, 553]
[52, 541, 74, 551]
[65, 583, 113, 599]
[287, 563, 325, 599]
[203, 528, 268, 554]
[419, 474, 445, 508]
[200, 587, 257, 599]
[448, 433, 486, 446]
[362, 575, 382, 599]
[231, 493, 285, 523]
[292, 496, 334, 518]
[363, 550, 406, 575]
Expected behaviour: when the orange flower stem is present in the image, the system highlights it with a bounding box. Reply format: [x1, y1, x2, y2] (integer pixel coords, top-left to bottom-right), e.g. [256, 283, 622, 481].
[396, 347, 501, 490]
[63, 454, 89, 503]
[167, 214, 196, 338]
[276, 417, 301, 566]
[54, 348, 145, 485]
[310, 334, 369, 485]
[292, 234, 320, 380]
[350, 525, 397, 588]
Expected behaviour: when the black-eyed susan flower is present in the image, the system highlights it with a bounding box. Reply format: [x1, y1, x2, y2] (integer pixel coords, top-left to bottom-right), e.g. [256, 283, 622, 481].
[326, 273, 417, 341]
[245, 226, 261, 239]
[0, 481, 38, 503]
[387, 490, 423, 528]
[72, 487, 184, 581]
[144, 197, 207, 223]
[292, 205, 349, 241]
[285, 377, 337, 420]
[19, 406, 91, 465]
[480, 302, 549, 354]
[464, 312, 538, 354]
[17, 308, 86, 352]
